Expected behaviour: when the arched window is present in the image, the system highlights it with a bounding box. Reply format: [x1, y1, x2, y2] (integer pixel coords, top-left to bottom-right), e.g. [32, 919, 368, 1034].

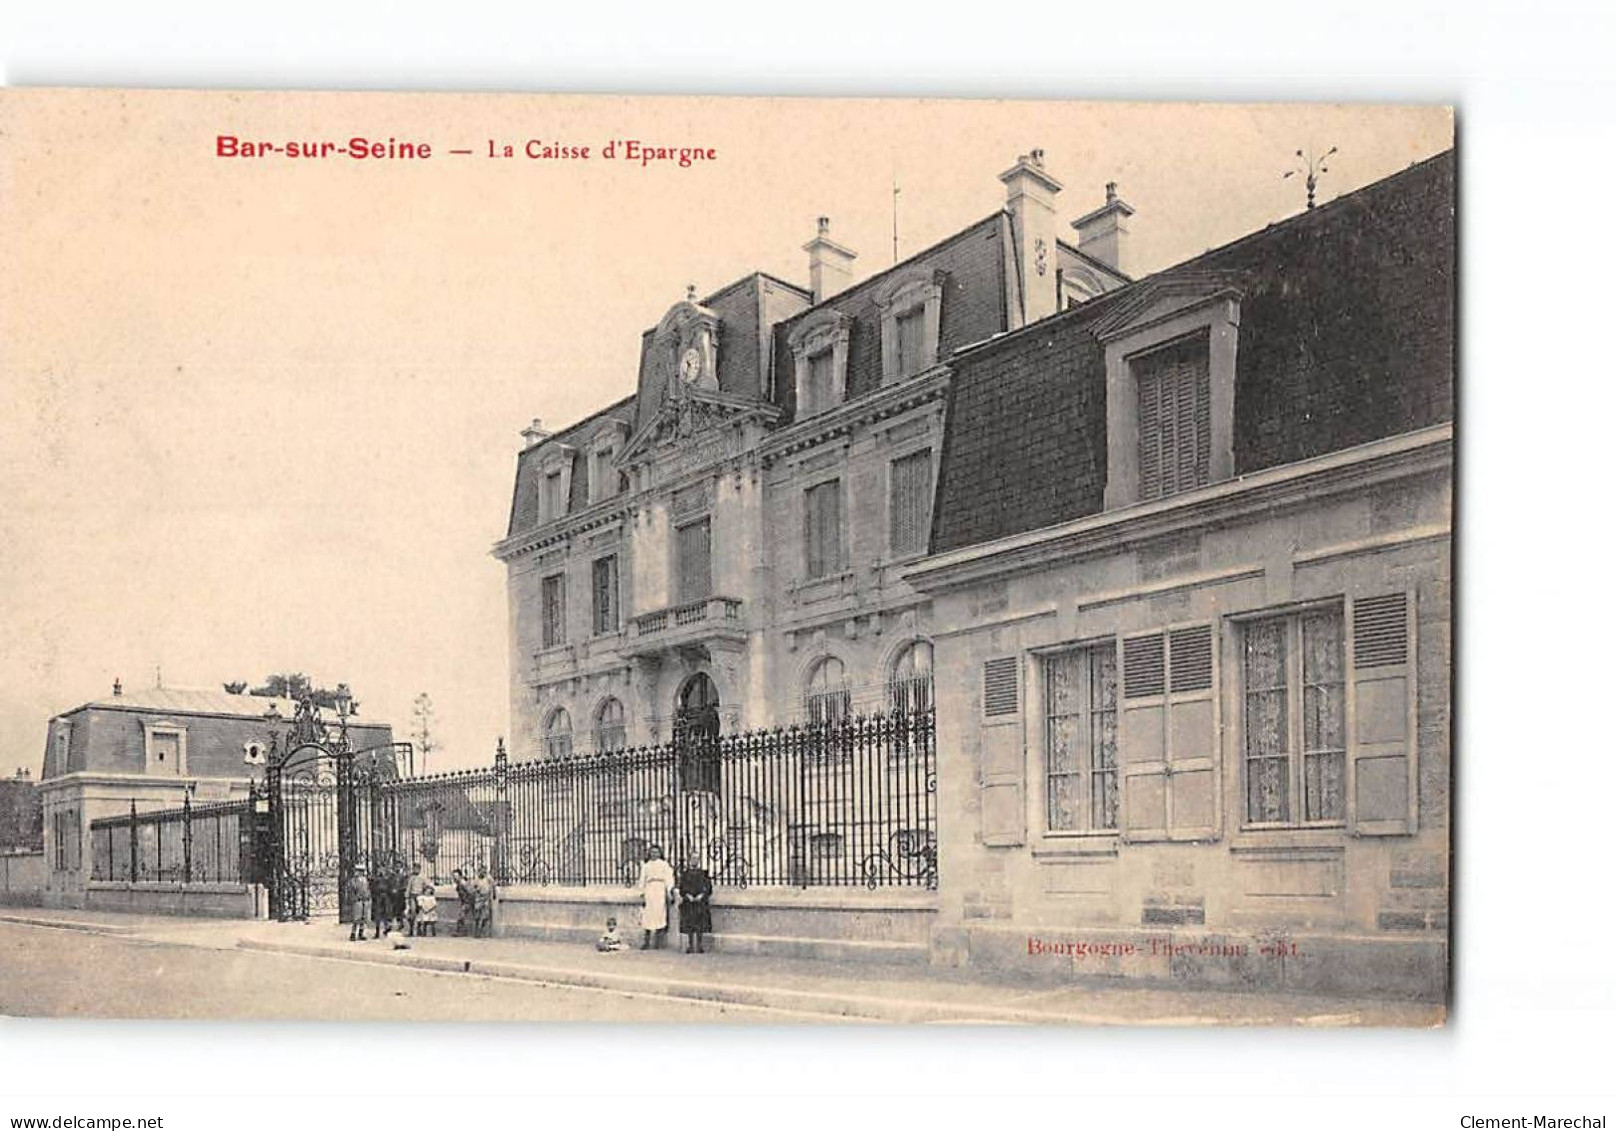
[544, 707, 573, 759]
[594, 697, 627, 752]
[889, 640, 935, 714]
[804, 657, 851, 726]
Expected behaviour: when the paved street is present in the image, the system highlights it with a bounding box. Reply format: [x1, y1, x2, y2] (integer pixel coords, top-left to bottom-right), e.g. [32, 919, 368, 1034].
[0, 921, 813, 1022]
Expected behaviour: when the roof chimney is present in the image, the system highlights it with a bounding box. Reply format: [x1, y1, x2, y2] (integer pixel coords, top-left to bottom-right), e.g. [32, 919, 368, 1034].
[803, 216, 857, 304]
[1071, 181, 1136, 278]
[999, 148, 1064, 328]
[112, 677, 122, 697]
[521, 417, 552, 451]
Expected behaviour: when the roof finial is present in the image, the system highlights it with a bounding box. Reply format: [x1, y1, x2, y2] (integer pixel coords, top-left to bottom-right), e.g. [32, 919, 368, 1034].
[1284, 145, 1338, 210]
[686, 283, 697, 303]
[113, 677, 122, 697]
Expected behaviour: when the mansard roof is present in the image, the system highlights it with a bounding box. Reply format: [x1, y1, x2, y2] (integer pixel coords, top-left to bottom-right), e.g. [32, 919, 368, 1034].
[929, 148, 1456, 555]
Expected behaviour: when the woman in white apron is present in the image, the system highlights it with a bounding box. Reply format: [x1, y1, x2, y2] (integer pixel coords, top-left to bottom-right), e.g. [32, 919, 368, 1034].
[637, 845, 675, 949]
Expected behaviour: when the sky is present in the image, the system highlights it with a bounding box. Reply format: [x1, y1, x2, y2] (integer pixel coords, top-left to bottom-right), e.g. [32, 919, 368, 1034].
[0, 91, 1453, 774]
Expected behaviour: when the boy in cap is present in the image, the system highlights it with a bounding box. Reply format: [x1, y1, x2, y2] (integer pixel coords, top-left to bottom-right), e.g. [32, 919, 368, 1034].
[347, 865, 372, 941]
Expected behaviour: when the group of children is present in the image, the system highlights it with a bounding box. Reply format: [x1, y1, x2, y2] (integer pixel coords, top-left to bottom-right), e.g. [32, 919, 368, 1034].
[345, 861, 438, 944]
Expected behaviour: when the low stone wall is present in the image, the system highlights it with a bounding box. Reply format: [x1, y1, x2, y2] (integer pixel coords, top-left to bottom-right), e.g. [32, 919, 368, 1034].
[479, 884, 938, 964]
[84, 880, 260, 919]
[0, 852, 45, 906]
[931, 922, 1448, 1003]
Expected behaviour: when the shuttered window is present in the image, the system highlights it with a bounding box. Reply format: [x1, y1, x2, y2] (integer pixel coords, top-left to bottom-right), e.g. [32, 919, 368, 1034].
[894, 307, 927, 376]
[1135, 335, 1211, 501]
[804, 349, 836, 414]
[1348, 591, 1417, 835]
[541, 573, 567, 648]
[544, 470, 566, 519]
[675, 518, 712, 604]
[804, 480, 843, 580]
[1045, 645, 1119, 832]
[593, 448, 615, 502]
[591, 555, 619, 635]
[889, 449, 933, 557]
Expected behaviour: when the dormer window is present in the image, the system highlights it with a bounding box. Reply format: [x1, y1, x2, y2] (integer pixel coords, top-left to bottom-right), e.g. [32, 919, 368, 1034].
[1094, 282, 1239, 510]
[788, 310, 852, 418]
[586, 421, 631, 506]
[877, 271, 943, 383]
[544, 471, 565, 518]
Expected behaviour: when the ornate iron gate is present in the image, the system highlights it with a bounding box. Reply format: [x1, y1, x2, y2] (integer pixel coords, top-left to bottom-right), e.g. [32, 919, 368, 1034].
[262, 695, 412, 922]
[266, 741, 342, 920]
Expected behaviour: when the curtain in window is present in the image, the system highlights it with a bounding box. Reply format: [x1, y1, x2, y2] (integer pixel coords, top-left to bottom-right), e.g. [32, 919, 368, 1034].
[1302, 610, 1346, 821]
[1244, 618, 1290, 823]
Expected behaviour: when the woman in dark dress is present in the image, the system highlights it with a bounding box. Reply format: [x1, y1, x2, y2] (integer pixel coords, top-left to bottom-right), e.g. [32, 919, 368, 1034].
[676, 853, 713, 954]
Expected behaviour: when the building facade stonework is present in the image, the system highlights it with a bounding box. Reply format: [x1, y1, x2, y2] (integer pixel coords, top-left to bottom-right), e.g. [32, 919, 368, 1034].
[495, 148, 1453, 998]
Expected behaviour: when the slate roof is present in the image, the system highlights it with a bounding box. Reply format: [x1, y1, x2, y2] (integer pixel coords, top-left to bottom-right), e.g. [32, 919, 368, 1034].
[929, 149, 1456, 555]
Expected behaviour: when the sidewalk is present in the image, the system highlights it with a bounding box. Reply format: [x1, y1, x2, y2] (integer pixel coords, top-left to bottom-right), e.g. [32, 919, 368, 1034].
[0, 907, 1444, 1026]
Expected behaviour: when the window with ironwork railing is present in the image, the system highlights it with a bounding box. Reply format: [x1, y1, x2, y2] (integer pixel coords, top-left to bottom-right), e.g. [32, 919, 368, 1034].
[1243, 606, 1346, 825]
[1044, 643, 1119, 833]
[804, 656, 851, 726]
[888, 640, 934, 714]
[545, 707, 574, 759]
[675, 517, 712, 605]
[593, 697, 627, 752]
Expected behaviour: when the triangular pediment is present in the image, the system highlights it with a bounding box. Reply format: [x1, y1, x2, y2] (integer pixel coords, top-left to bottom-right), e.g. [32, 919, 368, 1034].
[1090, 272, 1243, 342]
[619, 386, 779, 466]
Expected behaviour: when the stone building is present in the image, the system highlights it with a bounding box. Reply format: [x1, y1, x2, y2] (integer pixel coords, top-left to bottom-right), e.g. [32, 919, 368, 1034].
[493, 146, 1453, 996]
[908, 150, 1453, 997]
[38, 683, 393, 909]
[494, 150, 1129, 757]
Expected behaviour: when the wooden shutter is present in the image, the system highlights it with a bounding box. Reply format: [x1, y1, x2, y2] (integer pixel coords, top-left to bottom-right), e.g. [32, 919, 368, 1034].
[1120, 625, 1220, 842]
[1135, 337, 1211, 501]
[1121, 633, 1169, 840]
[890, 450, 932, 556]
[676, 519, 712, 603]
[1347, 591, 1418, 835]
[980, 656, 1026, 846]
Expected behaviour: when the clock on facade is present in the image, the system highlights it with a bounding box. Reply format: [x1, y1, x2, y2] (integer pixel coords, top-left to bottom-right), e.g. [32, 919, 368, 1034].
[679, 348, 702, 382]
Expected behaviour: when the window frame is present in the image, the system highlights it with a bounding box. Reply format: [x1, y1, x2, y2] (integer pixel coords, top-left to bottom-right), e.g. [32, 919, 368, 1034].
[803, 477, 845, 581]
[1097, 286, 1239, 510]
[876, 271, 944, 385]
[544, 707, 574, 760]
[788, 310, 852, 419]
[803, 655, 851, 727]
[1037, 639, 1121, 837]
[887, 445, 935, 559]
[593, 697, 627, 752]
[673, 515, 714, 605]
[591, 554, 620, 636]
[1133, 331, 1212, 502]
[1235, 600, 1349, 831]
[541, 571, 568, 649]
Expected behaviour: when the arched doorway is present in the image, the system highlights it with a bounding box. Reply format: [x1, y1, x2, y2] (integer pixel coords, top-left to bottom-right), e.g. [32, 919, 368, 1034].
[674, 673, 721, 794]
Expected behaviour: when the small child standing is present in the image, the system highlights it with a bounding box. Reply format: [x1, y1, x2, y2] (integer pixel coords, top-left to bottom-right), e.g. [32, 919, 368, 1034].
[415, 887, 439, 937]
[596, 916, 625, 952]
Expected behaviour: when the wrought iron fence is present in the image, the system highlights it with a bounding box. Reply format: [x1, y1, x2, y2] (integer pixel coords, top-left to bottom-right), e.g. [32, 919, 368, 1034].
[378, 709, 936, 890]
[89, 795, 256, 884]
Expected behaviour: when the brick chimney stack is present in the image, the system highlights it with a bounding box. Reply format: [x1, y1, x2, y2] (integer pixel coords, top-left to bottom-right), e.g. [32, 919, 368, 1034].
[803, 216, 857, 304]
[1072, 180, 1136, 278]
[999, 148, 1064, 328]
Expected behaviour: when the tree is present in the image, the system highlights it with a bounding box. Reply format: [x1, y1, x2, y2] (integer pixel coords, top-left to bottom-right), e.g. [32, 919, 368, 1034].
[248, 673, 352, 710]
[412, 692, 437, 775]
